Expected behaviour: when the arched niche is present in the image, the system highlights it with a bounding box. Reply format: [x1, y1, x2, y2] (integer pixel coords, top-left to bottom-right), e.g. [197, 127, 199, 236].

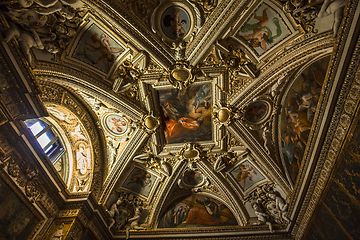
[44, 103, 94, 192]
[157, 193, 238, 228]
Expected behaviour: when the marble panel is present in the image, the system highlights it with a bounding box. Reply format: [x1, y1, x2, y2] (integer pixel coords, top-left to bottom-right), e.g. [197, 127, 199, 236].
[311, 204, 349, 240]
[335, 152, 360, 201]
[324, 182, 360, 238]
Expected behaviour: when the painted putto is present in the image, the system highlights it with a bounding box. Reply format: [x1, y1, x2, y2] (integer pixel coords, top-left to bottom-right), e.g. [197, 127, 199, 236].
[75, 25, 124, 72]
[237, 4, 289, 55]
[230, 160, 265, 190]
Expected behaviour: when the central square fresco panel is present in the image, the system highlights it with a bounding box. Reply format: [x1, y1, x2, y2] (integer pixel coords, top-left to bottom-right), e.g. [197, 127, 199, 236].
[158, 84, 212, 144]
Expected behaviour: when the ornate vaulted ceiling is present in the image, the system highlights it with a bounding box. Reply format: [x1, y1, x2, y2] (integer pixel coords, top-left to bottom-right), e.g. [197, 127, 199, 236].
[0, 0, 359, 239]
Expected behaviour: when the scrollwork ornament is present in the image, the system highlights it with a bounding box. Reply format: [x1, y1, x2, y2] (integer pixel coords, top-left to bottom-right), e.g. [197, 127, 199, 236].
[212, 104, 239, 125]
[167, 61, 198, 90]
[25, 181, 41, 202]
[281, 0, 323, 34]
[223, 46, 257, 78]
[7, 159, 21, 178]
[141, 113, 161, 134]
[134, 153, 172, 176]
[171, 42, 187, 61]
[213, 152, 237, 172]
[113, 60, 142, 94]
[189, 0, 218, 19]
[177, 143, 203, 165]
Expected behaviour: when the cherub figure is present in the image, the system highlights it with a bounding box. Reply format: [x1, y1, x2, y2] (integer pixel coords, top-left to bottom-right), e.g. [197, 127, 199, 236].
[108, 117, 126, 132]
[125, 206, 146, 239]
[267, 192, 291, 223]
[252, 201, 273, 233]
[4, 28, 58, 68]
[239, 7, 282, 51]
[236, 164, 257, 189]
[77, 32, 123, 71]
[107, 194, 126, 230]
[318, 0, 346, 37]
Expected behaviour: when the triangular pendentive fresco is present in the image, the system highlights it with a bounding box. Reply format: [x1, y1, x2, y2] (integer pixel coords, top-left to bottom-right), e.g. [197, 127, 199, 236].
[68, 17, 131, 76]
[74, 24, 125, 72]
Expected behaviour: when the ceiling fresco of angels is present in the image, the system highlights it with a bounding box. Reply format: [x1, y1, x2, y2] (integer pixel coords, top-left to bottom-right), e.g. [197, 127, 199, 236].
[0, 0, 351, 238]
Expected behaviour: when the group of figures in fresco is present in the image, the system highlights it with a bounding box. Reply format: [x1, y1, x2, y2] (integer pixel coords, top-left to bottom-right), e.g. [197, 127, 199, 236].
[158, 195, 237, 228]
[159, 84, 212, 144]
[280, 57, 330, 182]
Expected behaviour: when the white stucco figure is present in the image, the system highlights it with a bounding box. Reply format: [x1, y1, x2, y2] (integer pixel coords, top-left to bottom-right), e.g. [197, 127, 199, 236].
[125, 206, 145, 239]
[71, 124, 86, 140]
[107, 140, 119, 168]
[252, 201, 273, 233]
[268, 192, 291, 223]
[47, 107, 73, 123]
[18, 0, 78, 18]
[76, 146, 91, 175]
[107, 196, 124, 230]
[318, 0, 346, 37]
[4, 28, 58, 67]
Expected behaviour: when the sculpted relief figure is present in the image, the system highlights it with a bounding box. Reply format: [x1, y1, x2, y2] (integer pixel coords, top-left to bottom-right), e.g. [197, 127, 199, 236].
[125, 206, 146, 239]
[107, 194, 125, 230]
[318, 0, 346, 37]
[17, 0, 79, 16]
[76, 146, 91, 175]
[3, 28, 58, 68]
[267, 192, 291, 223]
[2, 0, 84, 67]
[252, 201, 273, 233]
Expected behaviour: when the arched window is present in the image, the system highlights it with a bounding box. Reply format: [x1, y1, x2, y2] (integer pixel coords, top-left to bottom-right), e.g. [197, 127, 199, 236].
[25, 119, 65, 163]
